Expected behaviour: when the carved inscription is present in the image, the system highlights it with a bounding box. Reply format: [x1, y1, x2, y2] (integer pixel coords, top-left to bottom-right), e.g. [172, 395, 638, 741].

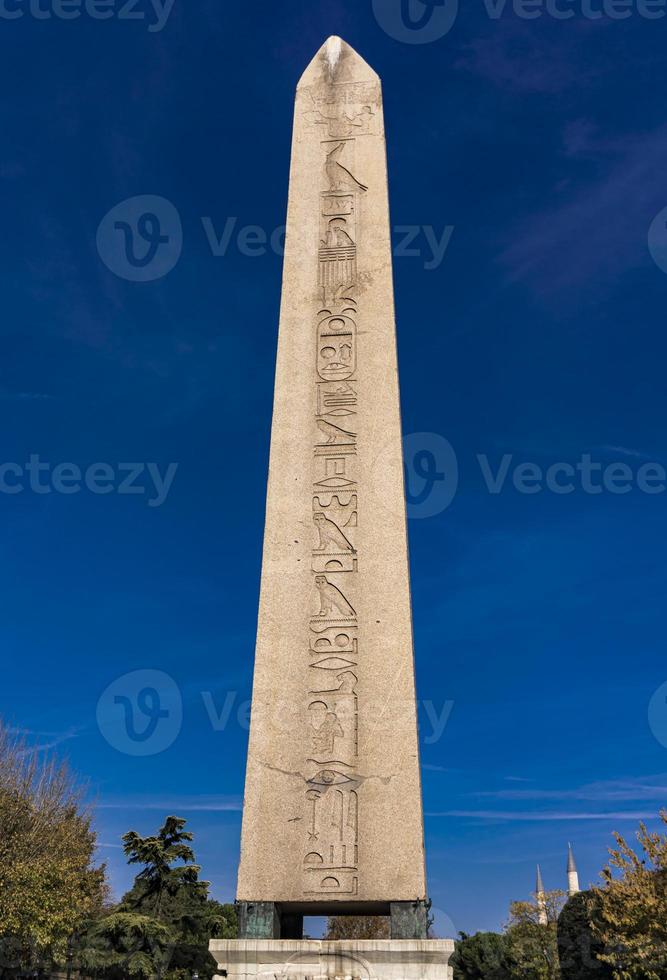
[326, 142, 368, 194]
[304, 80, 381, 139]
[301, 97, 368, 898]
[317, 316, 357, 382]
[305, 104, 375, 139]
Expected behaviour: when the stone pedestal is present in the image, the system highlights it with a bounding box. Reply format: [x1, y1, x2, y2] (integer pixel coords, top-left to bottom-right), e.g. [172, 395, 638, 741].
[235, 901, 431, 941]
[209, 939, 455, 980]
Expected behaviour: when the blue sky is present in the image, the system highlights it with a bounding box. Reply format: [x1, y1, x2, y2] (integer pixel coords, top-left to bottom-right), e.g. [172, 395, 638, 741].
[2, 0, 667, 936]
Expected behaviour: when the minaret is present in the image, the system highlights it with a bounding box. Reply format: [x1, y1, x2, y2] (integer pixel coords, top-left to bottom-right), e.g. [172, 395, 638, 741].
[567, 843, 580, 897]
[536, 865, 548, 926]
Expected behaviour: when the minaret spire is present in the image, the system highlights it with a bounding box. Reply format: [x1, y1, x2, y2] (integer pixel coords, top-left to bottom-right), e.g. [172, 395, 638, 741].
[567, 843, 580, 897]
[536, 865, 548, 926]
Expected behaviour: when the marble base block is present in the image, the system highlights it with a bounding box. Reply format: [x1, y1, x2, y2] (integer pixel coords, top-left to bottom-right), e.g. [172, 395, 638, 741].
[209, 939, 455, 980]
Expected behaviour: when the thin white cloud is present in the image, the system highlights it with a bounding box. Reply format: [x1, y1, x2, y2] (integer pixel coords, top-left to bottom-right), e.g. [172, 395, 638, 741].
[427, 810, 658, 822]
[499, 124, 667, 300]
[7, 726, 83, 755]
[97, 795, 242, 812]
[597, 445, 657, 461]
[473, 776, 667, 803]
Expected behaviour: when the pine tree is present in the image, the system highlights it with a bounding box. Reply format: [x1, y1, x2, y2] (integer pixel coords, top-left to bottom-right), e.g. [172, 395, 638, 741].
[76, 816, 237, 980]
[451, 931, 512, 980]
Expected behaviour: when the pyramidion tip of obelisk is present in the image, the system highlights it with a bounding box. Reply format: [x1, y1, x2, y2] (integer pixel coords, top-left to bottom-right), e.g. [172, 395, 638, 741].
[297, 36, 380, 89]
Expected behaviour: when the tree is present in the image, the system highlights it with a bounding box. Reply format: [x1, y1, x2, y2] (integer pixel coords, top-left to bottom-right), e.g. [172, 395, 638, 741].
[324, 916, 390, 940]
[0, 723, 107, 974]
[121, 816, 208, 919]
[76, 816, 236, 980]
[557, 891, 613, 979]
[590, 811, 667, 979]
[77, 911, 172, 980]
[450, 931, 511, 980]
[505, 891, 566, 980]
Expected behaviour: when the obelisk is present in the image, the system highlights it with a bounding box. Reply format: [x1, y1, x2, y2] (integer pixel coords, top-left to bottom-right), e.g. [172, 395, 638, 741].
[211, 37, 454, 979]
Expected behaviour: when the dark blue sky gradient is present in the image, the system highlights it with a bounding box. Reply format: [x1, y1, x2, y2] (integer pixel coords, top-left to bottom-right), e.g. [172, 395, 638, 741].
[2, 0, 667, 934]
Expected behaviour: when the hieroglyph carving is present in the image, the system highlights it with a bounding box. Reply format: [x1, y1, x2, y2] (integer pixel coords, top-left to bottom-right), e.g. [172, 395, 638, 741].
[302, 102, 369, 898]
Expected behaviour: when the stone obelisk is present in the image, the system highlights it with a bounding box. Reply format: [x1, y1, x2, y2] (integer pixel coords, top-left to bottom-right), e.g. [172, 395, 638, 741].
[211, 37, 454, 979]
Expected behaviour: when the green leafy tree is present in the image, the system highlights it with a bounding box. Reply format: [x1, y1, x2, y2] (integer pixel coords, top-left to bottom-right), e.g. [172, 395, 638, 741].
[505, 891, 566, 980]
[590, 812, 667, 979]
[77, 911, 172, 980]
[0, 723, 107, 974]
[76, 816, 236, 980]
[450, 931, 511, 980]
[122, 817, 207, 920]
[557, 890, 613, 979]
